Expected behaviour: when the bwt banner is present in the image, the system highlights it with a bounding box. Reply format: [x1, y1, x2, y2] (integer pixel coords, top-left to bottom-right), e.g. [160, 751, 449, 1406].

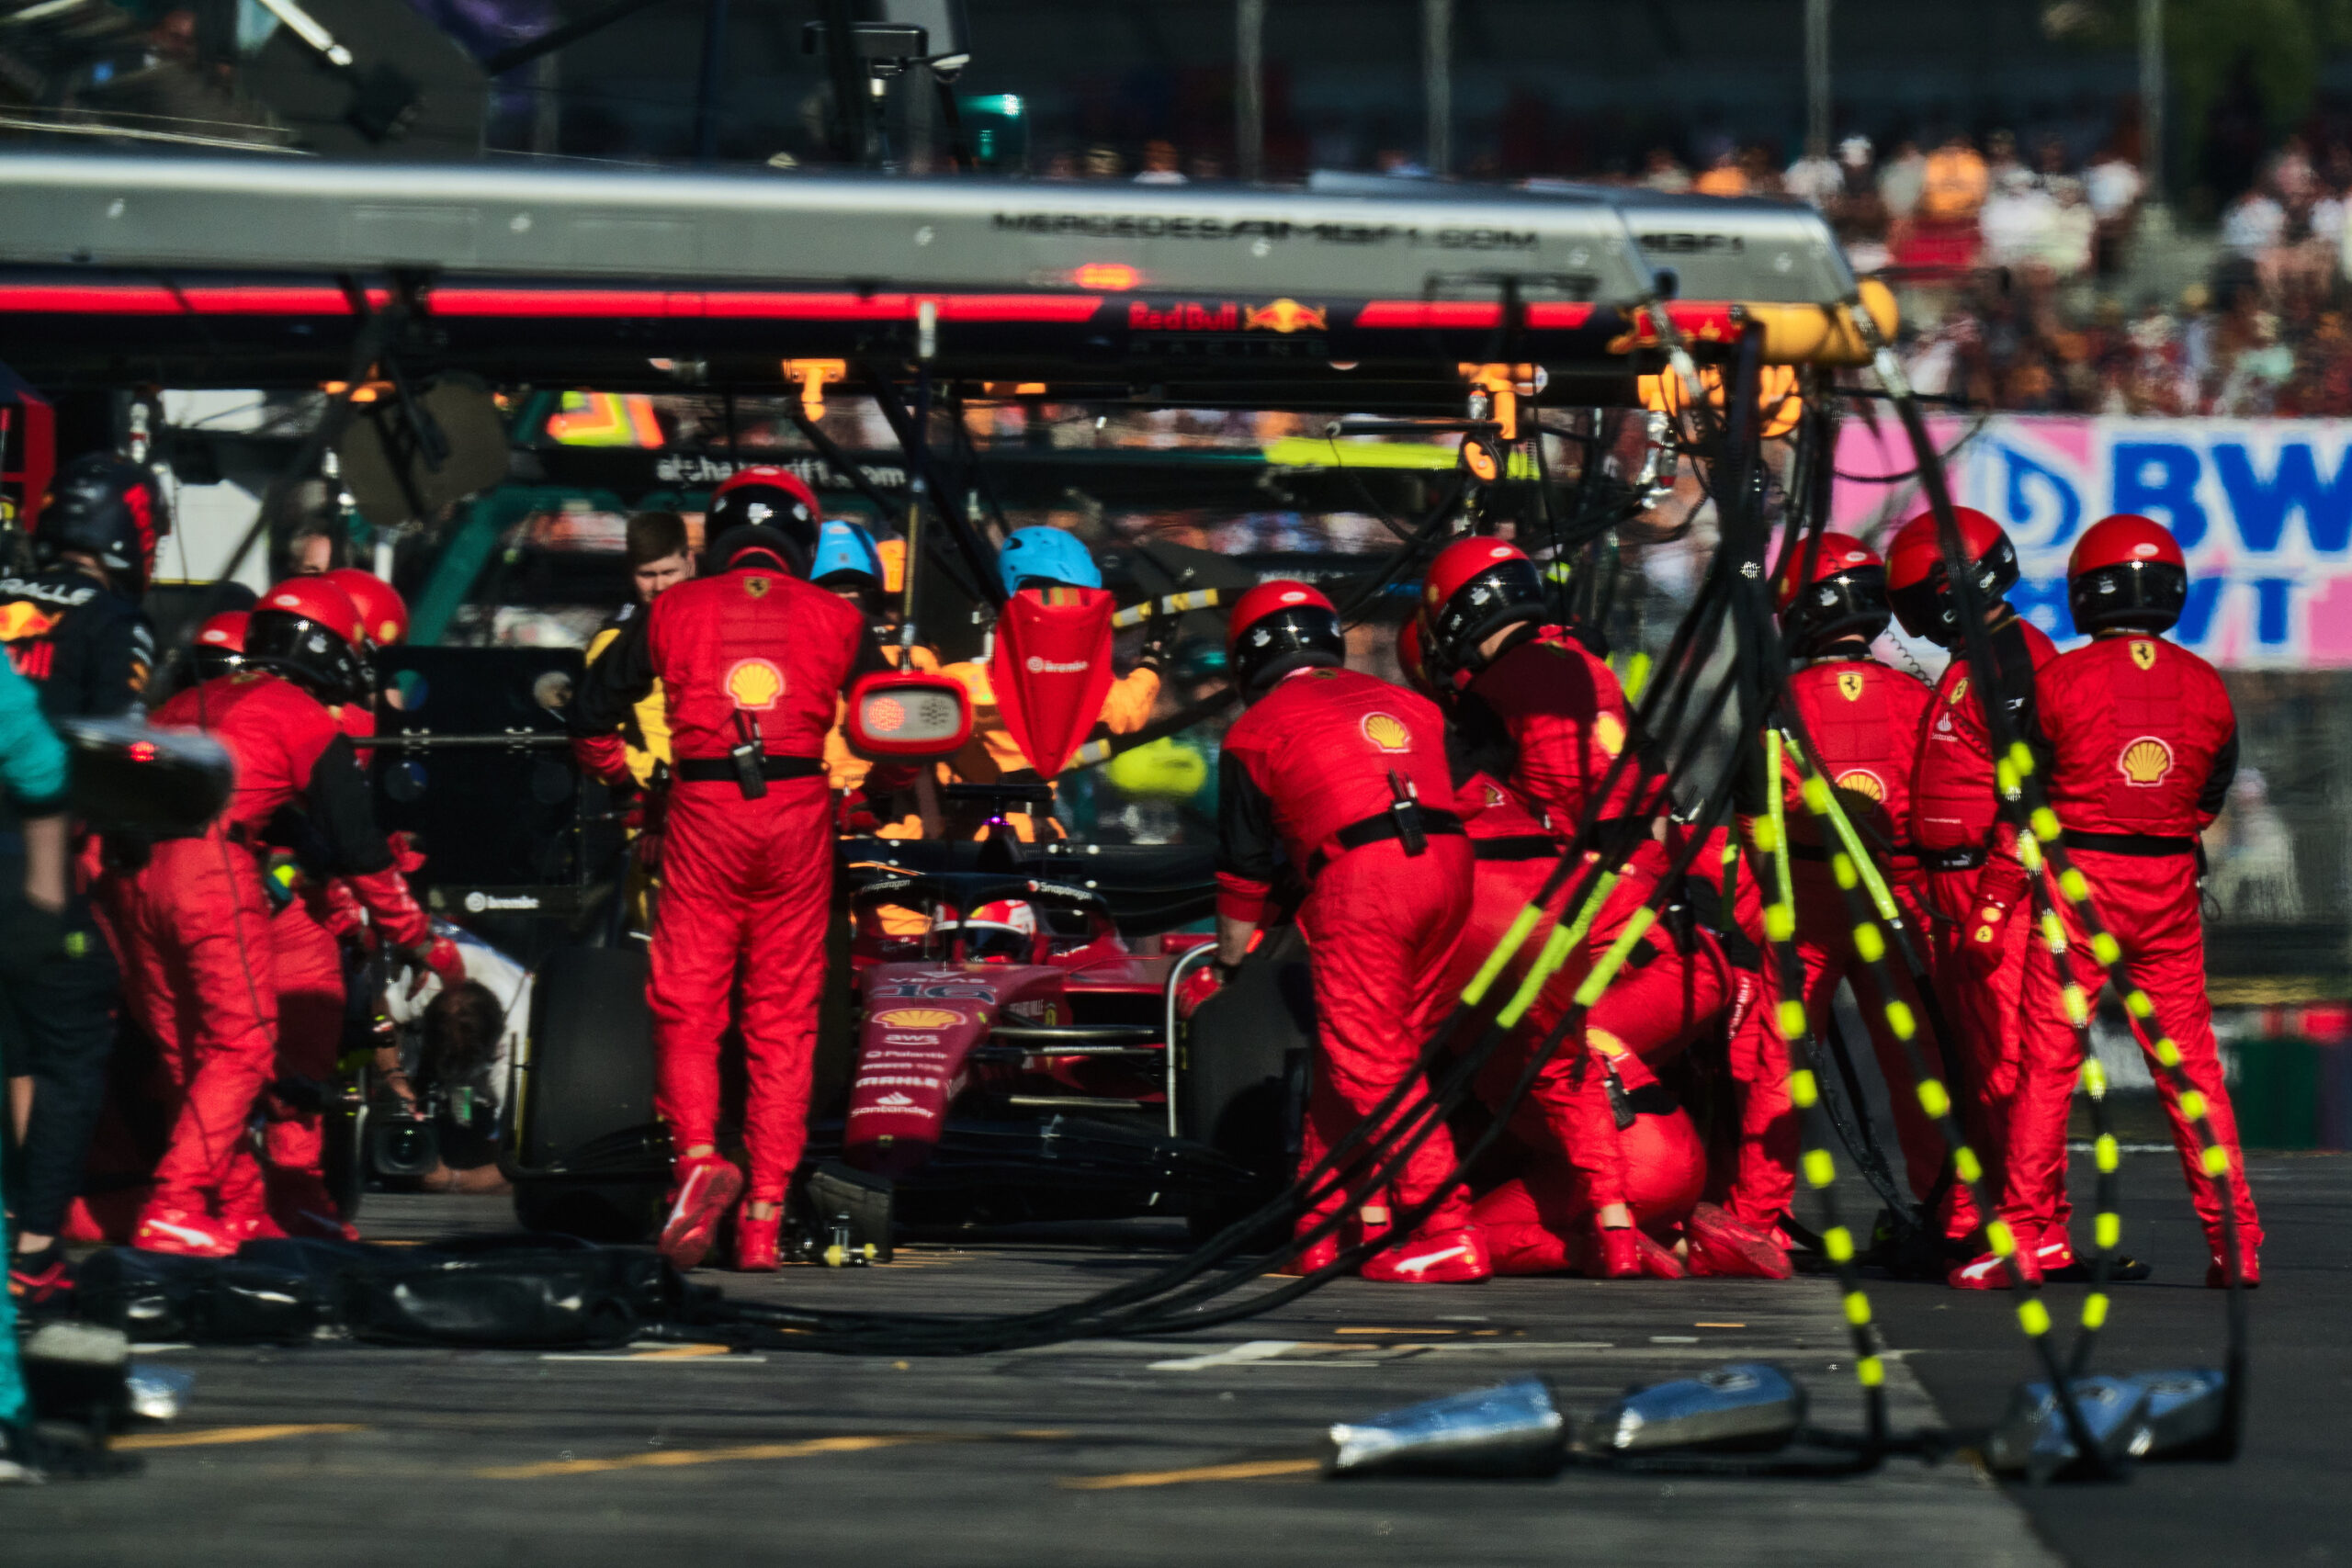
[1834, 415, 2352, 669]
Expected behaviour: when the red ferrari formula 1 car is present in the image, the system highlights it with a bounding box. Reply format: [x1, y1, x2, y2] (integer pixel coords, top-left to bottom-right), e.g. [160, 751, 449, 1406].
[503, 842, 1309, 1252]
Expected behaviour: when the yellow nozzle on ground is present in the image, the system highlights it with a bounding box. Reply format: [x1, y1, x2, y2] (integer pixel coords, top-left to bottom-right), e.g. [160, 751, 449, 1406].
[1738, 280, 1900, 367]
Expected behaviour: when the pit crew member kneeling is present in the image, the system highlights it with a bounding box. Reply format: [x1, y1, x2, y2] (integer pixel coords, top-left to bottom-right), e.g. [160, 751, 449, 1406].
[568, 503, 903, 1272]
[1215, 581, 1487, 1283]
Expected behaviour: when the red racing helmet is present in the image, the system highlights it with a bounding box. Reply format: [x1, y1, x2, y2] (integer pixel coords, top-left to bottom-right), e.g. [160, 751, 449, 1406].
[947, 897, 1040, 964]
[708, 467, 821, 573]
[324, 568, 408, 649]
[1395, 613, 1434, 695]
[190, 609, 249, 681]
[2068, 513, 2188, 636]
[1421, 536, 1547, 675]
[1773, 531, 1891, 659]
[1884, 507, 2018, 648]
[247, 576, 368, 704]
[1227, 580, 1345, 696]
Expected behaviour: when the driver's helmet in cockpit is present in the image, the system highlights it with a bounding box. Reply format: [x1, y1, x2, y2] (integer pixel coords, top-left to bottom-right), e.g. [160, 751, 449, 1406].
[947, 898, 1040, 964]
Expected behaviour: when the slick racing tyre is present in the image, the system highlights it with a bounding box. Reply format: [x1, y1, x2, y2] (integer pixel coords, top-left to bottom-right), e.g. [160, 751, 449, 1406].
[1179, 923, 1313, 1244]
[511, 945, 662, 1241]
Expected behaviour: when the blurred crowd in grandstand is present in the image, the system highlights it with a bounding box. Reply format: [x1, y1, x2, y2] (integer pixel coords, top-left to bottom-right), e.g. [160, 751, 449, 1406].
[1040, 126, 2352, 420]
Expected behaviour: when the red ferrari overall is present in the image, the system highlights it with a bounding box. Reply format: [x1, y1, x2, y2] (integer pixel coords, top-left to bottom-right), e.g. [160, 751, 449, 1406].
[571, 557, 890, 1225]
[1461, 628, 1784, 1245]
[1909, 612, 2058, 1216]
[1780, 654, 1975, 1235]
[254, 700, 387, 1235]
[108, 672, 431, 1242]
[2009, 634, 2260, 1260]
[1218, 667, 1476, 1255]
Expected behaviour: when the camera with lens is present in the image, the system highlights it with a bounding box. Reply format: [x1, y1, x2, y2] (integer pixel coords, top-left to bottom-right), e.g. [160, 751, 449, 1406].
[368, 1086, 446, 1179]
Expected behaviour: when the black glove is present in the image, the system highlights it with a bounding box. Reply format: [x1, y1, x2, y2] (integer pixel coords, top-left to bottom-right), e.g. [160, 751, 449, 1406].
[0, 896, 68, 980]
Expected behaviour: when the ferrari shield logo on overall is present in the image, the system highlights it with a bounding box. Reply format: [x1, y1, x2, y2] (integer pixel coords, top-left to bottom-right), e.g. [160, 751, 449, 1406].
[1362, 712, 1411, 752]
[724, 657, 786, 710]
[2131, 638, 2157, 671]
[1837, 669, 1866, 702]
[2118, 736, 2175, 786]
[1594, 712, 1627, 757]
[1948, 675, 1970, 706]
[744, 575, 771, 598]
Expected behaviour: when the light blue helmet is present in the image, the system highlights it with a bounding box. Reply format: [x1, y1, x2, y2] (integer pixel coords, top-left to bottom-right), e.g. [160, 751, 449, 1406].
[997, 526, 1101, 596]
[810, 520, 885, 586]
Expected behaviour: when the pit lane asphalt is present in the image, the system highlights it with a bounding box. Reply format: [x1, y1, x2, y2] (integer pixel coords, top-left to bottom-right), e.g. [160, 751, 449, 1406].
[12, 1151, 2338, 1568]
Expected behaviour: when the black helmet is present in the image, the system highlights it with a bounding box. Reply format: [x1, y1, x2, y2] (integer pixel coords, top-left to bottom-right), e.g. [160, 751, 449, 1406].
[707, 468, 820, 575]
[37, 453, 167, 593]
[245, 577, 368, 705]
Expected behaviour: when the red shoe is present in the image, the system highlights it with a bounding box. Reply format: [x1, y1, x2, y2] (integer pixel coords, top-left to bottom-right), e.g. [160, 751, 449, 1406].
[1634, 1229, 1689, 1280]
[220, 1204, 287, 1247]
[1685, 1203, 1793, 1280]
[1947, 1245, 2041, 1291]
[2205, 1238, 2261, 1289]
[658, 1156, 744, 1271]
[272, 1171, 360, 1242]
[1360, 1226, 1492, 1284]
[1594, 1225, 1643, 1280]
[132, 1203, 238, 1258]
[2033, 1233, 2077, 1274]
[734, 1204, 782, 1272]
[1274, 1228, 1342, 1276]
[9, 1248, 74, 1313]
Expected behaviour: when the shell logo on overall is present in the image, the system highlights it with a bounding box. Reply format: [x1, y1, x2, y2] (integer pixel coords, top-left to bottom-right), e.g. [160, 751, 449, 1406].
[725, 658, 786, 710]
[1836, 769, 1887, 802]
[1362, 712, 1410, 752]
[2118, 736, 2175, 786]
[873, 1008, 961, 1030]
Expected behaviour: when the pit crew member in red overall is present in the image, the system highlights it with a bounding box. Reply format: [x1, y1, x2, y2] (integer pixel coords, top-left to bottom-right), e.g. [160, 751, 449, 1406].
[114, 578, 457, 1255]
[240, 568, 413, 1238]
[1418, 538, 1789, 1264]
[1, 454, 158, 1302]
[1216, 581, 1487, 1283]
[568, 502, 899, 1273]
[1891, 507, 2062, 1281]
[1771, 533, 1974, 1241]
[1991, 516, 2263, 1289]
[1392, 611, 1674, 1279]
